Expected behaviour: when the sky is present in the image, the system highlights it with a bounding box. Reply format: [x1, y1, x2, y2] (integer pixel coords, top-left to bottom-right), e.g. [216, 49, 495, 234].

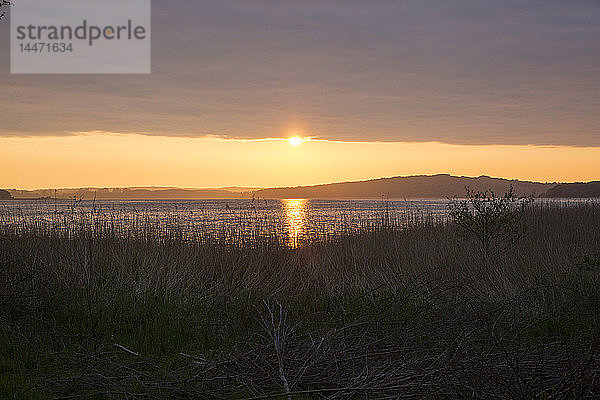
[1, 0, 599, 189]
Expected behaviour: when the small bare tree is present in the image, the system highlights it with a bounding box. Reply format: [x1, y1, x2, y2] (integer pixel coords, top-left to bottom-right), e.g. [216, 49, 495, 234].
[448, 185, 533, 258]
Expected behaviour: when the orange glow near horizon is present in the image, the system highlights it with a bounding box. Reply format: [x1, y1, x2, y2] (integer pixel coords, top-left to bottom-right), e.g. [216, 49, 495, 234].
[1, 133, 599, 190]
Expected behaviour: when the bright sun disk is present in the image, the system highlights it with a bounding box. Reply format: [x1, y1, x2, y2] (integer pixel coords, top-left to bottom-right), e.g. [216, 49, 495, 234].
[288, 136, 303, 146]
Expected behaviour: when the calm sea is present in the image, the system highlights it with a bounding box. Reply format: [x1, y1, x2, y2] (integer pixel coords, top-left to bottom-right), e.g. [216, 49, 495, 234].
[0, 198, 594, 246]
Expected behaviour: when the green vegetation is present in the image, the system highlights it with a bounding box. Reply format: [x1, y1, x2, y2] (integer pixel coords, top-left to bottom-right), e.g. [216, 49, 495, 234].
[1, 201, 599, 398]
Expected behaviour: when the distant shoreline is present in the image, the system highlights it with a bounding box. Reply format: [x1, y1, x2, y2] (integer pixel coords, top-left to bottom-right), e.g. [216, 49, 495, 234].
[3, 174, 600, 200]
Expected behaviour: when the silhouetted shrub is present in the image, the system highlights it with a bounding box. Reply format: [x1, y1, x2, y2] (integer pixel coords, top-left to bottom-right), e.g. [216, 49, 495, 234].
[447, 186, 533, 257]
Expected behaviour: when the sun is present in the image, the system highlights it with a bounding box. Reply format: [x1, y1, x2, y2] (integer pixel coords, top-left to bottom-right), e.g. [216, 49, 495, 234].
[288, 136, 304, 146]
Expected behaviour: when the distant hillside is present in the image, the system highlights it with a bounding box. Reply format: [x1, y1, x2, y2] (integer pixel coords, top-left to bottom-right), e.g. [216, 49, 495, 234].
[541, 182, 600, 198]
[0, 189, 12, 200]
[9, 187, 252, 200]
[255, 174, 553, 199]
[10, 175, 600, 201]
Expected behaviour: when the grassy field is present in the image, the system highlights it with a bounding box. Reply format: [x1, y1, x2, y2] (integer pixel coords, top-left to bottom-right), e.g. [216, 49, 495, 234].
[1, 202, 599, 399]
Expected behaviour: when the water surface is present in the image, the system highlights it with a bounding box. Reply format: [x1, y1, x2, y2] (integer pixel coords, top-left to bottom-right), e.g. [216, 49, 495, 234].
[0, 198, 594, 246]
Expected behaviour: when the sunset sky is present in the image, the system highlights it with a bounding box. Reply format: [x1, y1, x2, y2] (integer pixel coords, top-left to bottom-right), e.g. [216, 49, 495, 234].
[1, 0, 599, 189]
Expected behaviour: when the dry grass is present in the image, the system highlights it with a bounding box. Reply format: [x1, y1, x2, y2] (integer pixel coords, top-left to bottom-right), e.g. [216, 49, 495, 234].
[0, 202, 599, 398]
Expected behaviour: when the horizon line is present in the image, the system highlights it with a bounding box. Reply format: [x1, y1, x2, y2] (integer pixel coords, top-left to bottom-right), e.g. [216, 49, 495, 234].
[4, 173, 597, 192]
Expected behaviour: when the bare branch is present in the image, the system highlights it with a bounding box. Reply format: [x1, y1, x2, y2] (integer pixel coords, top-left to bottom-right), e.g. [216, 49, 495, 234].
[0, 0, 14, 21]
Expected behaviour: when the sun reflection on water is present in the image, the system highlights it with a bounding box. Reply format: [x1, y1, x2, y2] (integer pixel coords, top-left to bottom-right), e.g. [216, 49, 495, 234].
[282, 199, 308, 247]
